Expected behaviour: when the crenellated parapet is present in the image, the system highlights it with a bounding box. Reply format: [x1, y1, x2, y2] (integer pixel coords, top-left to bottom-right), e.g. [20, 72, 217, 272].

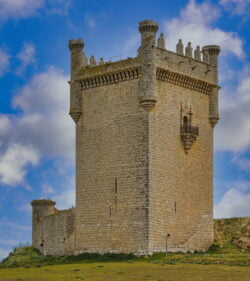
[156, 43, 219, 84]
[202, 45, 220, 68]
[157, 33, 166, 50]
[68, 20, 220, 127]
[155, 38, 220, 127]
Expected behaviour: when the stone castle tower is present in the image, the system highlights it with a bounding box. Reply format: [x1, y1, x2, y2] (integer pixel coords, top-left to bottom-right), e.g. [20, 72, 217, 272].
[31, 20, 220, 256]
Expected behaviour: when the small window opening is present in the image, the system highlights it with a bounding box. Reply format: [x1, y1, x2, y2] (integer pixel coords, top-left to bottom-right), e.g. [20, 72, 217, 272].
[183, 116, 188, 127]
[174, 202, 177, 213]
[109, 204, 112, 218]
[115, 178, 118, 194]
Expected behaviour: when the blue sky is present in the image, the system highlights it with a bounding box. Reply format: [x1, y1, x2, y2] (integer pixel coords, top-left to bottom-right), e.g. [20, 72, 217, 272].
[0, 0, 250, 260]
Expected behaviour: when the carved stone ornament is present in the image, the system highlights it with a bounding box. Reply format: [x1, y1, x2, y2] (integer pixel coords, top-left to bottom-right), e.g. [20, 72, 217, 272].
[181, 128, 198, 153]
[140, 99, 157, 111]
[70, 110, 81, 123]
[181, 106, 199, 153]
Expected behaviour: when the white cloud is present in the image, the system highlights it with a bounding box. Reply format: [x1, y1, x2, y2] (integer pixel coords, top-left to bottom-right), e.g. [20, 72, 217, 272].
[163, 0, 244, 59]
[215, 71, 250, 152]
[122, 31, 140, 58]
[16, 43, 36, 75]
[0, 67, 74, 186]
[41, 183, 55, 197]
[214, 181, 250, 218]
[0, 220, 31, 261]
[232, 155, 250, 171]
[85, 13, 98, 29]
[84, 12, 107, 29]
[19, 203, 32, 213]
[52, 187, 75, 209]
[0, 116, 11, 136]
[49, 176, 75, 209]
[0, 47, 10, 77]
[122, 0, 244, 60]
[46, 0, 71, 15]
[0, 238, 19, 246]
[0, 143, 39, 186]
[0, 220, 31, 232]
[0, 248, 9, 261]
[12, 67, 74, 161]
[0, 0, 44, 21]
[180, 0, 220, 25]
[220, 0, 250, 15]
[0, 0, 71, 21]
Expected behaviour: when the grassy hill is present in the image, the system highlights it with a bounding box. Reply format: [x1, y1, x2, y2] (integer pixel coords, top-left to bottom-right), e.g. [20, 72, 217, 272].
[214, 217, 250, 249]
[0, 218, 249, 281]
[0, 217, 249, 269]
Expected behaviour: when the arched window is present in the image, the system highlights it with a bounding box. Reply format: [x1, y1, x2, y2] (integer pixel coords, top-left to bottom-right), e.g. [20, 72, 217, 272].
[183, 116, 188, 127]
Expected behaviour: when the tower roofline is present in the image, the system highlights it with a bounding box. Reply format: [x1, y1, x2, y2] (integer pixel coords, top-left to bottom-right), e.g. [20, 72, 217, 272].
[31, 199, 56, 206]
[139, 20, 159, 33]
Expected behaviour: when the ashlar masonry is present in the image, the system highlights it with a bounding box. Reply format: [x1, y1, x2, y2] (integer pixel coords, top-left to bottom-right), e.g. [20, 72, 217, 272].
[31, 20, 220, 256]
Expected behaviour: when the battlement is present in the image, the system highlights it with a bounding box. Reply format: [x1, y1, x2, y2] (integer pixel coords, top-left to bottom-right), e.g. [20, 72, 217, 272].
[68, 19, 220, 123]
[156, 47, 218, 86]
[68, 39, 84, 52]
[138, 20, 159, 33]
[70, 26, 219, 81]
[78, 57, 140, 77]
[74, 46, 218, 88]
[69, 27, 219, 90]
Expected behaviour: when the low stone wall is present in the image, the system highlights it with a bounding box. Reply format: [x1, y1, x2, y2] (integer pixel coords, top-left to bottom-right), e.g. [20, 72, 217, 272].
[36, 208, 75, 256]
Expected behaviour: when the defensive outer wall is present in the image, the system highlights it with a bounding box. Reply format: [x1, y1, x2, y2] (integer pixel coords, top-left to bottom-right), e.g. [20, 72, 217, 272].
[31, 20, 220, 256]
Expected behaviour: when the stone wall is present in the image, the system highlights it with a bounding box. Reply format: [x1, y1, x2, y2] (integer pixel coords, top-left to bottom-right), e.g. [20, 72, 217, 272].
[31, 200, 75, 256]
[75, 78, 150, 255]
[148, 81, 213, 252]
[42, 209, 75, 256]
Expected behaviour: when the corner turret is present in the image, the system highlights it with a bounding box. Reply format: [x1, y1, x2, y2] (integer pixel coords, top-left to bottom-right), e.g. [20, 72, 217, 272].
[31, 199, 56, 220]
[202, 45, 220, 127]
[68, 39, 88, 71]
[68, 39, 88, 123]
[31, 199, 56, 251]
[138, 20, 159, 111]
[202, 45, 220, 68]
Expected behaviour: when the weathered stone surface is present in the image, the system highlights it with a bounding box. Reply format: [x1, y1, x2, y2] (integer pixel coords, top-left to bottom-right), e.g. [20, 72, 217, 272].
[31, 19, 220, 256]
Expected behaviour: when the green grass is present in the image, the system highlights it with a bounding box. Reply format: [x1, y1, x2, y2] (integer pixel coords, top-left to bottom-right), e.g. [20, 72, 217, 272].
[1, 243, 250, 269]
[0, 262, 250, 281]
[0, 247, 137, 268]
[0, 217, 250, 280]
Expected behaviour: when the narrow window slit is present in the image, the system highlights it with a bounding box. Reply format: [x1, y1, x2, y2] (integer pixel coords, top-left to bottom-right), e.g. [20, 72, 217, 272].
[109, 204, 112, 218]
[115, 178, 118, 194]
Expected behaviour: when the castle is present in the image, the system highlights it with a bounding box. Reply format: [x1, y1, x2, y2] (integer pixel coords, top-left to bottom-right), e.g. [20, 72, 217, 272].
[31, 20, 220, 256]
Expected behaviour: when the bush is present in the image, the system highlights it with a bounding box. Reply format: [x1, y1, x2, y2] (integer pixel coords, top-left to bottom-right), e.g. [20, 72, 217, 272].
[207, 244, 220, 253]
